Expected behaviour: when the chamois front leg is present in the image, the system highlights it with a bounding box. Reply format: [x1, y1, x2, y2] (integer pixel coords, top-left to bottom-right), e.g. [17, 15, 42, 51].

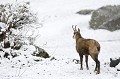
[79, 54, 83, 70]
[85, 55, 89, 70]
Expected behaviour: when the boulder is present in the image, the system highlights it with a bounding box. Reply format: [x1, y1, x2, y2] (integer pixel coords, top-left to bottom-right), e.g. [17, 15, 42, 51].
[110, 58, 120, 67]
[32, 45, 50, 58]
[76, 9, 94, 15]
[4, 41, 10, 48]
[89, 5, 120, 31]
[11, 41, 22, 50]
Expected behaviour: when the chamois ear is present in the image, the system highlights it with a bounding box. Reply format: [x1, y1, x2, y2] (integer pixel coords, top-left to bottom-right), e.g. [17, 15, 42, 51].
[78, 28, 80, 32]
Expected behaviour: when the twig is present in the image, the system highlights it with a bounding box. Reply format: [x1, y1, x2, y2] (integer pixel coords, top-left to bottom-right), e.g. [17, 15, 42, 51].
[19, 68, 26, 77]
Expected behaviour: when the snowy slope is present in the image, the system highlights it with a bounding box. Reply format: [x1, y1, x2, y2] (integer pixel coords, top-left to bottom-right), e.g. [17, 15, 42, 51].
[0, 0, 120, 79]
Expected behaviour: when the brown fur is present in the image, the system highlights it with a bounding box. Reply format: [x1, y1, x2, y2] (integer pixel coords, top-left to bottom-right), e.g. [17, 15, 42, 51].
[72, 25, 100, 74]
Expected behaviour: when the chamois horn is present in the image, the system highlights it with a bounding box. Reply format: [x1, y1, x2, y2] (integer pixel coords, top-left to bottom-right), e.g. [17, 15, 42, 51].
[72, 25, 77, 31]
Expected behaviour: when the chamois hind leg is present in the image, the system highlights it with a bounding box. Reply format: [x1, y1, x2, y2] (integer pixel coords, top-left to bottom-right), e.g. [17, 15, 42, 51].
[95, 58, 100, 74]
[90, 54, 100, 74]
[85, 55, 89, 70]
[79, 54, 83, 70]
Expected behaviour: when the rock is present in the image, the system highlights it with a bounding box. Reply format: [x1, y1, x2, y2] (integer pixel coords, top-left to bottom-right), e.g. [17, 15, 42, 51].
[76, 9, 94, 15]
[4, 41, 10, 48]
[117, 69, 120, 71]
[50, 57, 57, 61]
[89, 5, 120, 31]
[110, 58, 120, 67]
[11, 41, 22, 50]
[99, 14, 120, 31]
[73, 59, 80, 64]
[32, 45, 50, 58]
[4, 52, 10, 58]
[116, 63, 120, 71]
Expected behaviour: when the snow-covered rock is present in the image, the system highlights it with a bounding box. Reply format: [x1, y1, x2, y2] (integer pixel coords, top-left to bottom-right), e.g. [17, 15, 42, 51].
[110, 58, 120, 67]
[89, 5, 120, 31]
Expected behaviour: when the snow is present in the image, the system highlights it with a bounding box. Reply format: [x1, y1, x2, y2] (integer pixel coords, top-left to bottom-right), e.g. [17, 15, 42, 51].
[0, 22, 8, 33]
[0, 0, 120, 79]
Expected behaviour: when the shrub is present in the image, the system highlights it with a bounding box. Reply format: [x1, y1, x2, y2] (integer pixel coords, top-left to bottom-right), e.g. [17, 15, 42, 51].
[0, 2, 38, 48]
[0, 2, 50, 59]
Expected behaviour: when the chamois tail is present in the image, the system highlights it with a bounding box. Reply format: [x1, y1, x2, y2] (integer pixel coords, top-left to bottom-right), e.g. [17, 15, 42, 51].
[97, 45, 100, 52]
[96, 42, 100, 52]
[95, 40, 100, 52]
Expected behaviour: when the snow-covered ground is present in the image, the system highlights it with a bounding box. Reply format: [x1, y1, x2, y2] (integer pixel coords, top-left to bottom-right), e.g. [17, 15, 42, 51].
[0, 0, 120, 79]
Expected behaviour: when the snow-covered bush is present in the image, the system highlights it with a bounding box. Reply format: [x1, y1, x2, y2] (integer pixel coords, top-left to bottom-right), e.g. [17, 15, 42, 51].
[0, 2, 49, 59]
[0, 2, 38, 48]
[0, 22, 8, 42]
[0, 2, 37, 29]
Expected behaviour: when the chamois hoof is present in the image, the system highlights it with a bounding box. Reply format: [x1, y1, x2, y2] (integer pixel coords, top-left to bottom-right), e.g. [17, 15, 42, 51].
[87, 67, 89, 70]
[80, 68, 83, 70]
[96, 71, 100, 74]
[94, 71, 100, 74]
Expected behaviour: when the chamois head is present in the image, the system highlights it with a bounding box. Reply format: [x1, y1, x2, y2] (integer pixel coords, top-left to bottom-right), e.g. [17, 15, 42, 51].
[72, 25, 82, 39]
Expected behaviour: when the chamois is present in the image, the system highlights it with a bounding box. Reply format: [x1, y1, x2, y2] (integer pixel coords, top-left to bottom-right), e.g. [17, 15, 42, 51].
[72, 25, 100, 74]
